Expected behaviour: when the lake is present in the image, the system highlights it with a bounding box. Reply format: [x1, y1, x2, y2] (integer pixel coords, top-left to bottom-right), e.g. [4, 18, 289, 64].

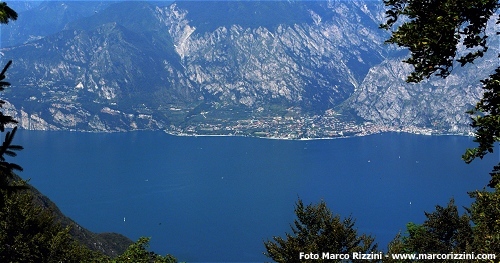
[13, 130, 496, 262]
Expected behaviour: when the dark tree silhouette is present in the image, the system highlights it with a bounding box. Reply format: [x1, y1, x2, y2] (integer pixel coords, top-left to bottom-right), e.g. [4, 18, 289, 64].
[381, 0, 500, 256]
[0, 2, 17, 24]
[0, 2, 24, 194]
[380, 0, 500, 188]
[264, 198, 377, 263]
[0, 60, 24, 192]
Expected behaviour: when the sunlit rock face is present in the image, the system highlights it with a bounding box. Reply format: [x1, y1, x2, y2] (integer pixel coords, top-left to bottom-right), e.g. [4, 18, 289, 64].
[0, 0, 493, 135]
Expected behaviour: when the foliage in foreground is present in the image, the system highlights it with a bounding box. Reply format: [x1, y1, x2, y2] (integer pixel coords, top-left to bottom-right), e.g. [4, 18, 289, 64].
[111, 237, 177, 263]
[2, 0, 500, 261]
[385, 191, 500, 262]
[385, 199, 473, 262]
[265, 195, 499, 262]
[0, 187, 177, 262]
[0, 187, 106, 262]
[468, 188, 500, 257]
[381, 0, 500, 186]
[0, 2, 178, 261]
[380, 0, 500, 258]
[264, 198, 377, 263]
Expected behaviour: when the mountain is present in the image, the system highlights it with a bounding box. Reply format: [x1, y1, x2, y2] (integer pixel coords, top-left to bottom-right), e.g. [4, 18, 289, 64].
[16, 175, 133, 257]
[1, 1, 115, 48]
[347, 18, 499, 134]
[0, 0, 494, 138]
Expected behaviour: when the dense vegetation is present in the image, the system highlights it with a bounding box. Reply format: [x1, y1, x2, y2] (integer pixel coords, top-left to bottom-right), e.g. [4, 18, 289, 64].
[381, 0, 500, 259]
[264, 0, 500, 262]
[1, 0, 499, 262]
[0, 3, 177, 262]
[264, 199, 377, 262]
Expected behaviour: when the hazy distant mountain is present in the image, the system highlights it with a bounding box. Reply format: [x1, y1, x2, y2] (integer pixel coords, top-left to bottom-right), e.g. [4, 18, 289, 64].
[1, 1, 114, 47]
[0, 0, 494, 136]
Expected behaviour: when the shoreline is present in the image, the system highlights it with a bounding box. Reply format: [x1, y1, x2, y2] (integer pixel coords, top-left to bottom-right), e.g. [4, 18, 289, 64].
[14, 125, 475, 141]
[162, 126, 475, 141]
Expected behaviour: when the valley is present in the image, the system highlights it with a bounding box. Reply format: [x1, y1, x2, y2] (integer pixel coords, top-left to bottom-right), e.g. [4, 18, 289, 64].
[0, 0, 495, 138]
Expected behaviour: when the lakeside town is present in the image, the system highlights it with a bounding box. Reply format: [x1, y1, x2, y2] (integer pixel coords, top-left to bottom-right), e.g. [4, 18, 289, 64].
[164, 112, 468, 140]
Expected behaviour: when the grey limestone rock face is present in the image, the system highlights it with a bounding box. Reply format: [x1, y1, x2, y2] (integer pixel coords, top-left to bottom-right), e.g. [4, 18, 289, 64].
[0, 0, 493, 136]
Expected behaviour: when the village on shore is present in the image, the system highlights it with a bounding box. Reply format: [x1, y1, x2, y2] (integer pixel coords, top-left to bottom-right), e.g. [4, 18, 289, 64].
[165, 113, 470, 140]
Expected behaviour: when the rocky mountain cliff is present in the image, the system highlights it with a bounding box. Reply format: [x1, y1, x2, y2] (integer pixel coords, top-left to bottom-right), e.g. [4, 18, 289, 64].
[0, 0, 494, 137]
[348, 17, 499, 134]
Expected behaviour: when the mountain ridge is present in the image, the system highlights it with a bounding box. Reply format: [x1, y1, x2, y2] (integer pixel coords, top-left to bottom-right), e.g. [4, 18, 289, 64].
[11, 174, 133, 257]
[0, 0, 493, 138]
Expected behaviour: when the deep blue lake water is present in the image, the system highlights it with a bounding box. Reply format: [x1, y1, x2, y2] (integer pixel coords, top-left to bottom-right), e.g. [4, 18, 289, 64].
[13, 130, 496, 262]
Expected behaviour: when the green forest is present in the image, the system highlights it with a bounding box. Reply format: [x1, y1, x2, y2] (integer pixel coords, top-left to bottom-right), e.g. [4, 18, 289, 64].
[1, 0, 500, 262]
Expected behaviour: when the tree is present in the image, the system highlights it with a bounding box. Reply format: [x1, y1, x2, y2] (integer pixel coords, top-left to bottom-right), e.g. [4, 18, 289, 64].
[0, 3, 103, 261]
[264, 198, 377, 263]
[468, 189, 500, 256]
[0, 2, 179, 262]
[380, 0, 500, 187]
[0, 188, 107, 262]
[381, 0, 500, 258]
[110, 237, 177, 263]
[0, 2, 24, 195]
[385, 199, 473, 262]
[0, 1, 16, 24]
